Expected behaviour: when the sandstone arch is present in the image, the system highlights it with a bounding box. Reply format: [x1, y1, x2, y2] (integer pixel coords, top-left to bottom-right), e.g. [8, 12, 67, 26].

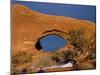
[35, 29, 69, 51]
[12, 4, 95, 54]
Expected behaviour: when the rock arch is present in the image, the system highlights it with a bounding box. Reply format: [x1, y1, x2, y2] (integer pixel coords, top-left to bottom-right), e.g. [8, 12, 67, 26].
[35, 29, 69, 50]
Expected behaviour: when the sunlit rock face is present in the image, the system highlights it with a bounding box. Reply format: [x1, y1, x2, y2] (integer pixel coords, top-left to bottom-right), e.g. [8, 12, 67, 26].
[12, 4, 95, 54]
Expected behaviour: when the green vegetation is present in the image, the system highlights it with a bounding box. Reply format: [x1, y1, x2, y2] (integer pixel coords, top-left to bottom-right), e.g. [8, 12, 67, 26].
[67, 28, 86, 52]
[67, 28, 96, 70]
[33, 55, 55, 68]
[12, 51, 33, 64]
[49, 50, 76, 65]
[67, 27, 96, 53]
[12, 51, 33, 74]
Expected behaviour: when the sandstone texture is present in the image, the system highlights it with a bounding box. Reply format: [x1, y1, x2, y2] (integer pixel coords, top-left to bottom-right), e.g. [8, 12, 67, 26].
[12, 4, 95, 54]
[11, 4, 96, 74]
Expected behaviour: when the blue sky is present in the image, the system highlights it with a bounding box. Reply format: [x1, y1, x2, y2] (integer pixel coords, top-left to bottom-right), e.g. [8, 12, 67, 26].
[12, 1, 96, 23]
[40, 35, 67, 51]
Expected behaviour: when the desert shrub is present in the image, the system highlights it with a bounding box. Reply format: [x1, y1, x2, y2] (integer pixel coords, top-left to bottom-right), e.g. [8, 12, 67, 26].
[50, 51, 64, 58]
[63, 50, 77, 59]
[88, 33, 96, 59]
[87, 49, 96, 60]
[67, 28, 86, 51]
[12, 51, 33, 74]
[84, 32, 96, 60]
[67, 28, 96, 53]
[50, 52, 62, 63]
[33, 56, 55, 68]
[67, 28, 96, 70]
[67, 28, 96, 66]
[50, 50, 76, 64]
[12, 51, 33, 64]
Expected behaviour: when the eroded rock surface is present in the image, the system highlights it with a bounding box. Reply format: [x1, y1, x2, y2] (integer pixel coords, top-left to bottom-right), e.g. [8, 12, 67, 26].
[12, 4, 96, 74]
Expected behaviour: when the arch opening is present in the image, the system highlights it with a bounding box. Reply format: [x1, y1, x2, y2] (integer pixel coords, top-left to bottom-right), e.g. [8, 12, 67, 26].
[35, 34, 68, 51]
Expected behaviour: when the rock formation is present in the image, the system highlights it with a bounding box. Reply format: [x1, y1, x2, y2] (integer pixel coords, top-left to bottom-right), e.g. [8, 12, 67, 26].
[11, 4, 96, 74]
